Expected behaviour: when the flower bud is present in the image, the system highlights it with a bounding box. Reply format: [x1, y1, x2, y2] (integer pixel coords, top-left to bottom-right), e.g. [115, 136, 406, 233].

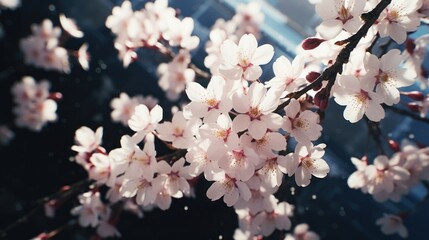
[306, 71, 321, 83]
[405, 39, 416, 55]
[407, 102, 421, 112]
[314, 90, 329, 111]
[401, 91, 425, 101]
[49, 92, 63, 101]
[302, 38, 326, 50]
[388, 139, 400, 152]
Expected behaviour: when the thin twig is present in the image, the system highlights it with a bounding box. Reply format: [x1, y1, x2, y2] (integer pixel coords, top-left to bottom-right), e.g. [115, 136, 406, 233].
[385, 105, 429, 124]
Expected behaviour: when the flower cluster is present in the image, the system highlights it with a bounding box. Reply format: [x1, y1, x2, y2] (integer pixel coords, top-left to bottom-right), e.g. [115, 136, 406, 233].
[106, 0, 199, 67]
[348, 141, 429, 202]
[20, 16, 89, 73]
[11, 76, 58, 131]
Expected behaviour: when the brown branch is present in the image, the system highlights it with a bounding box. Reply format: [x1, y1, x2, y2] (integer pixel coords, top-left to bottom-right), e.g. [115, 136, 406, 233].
[277, 0, 392, 111]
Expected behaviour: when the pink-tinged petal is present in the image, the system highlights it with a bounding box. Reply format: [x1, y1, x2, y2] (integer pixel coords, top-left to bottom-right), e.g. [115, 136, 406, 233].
[183, 102, 208, 119]
[120, 179, 139, 198]
[343, 100, 365, 123]
[282, 154, 299, 176]
[248, 82, 265, 107]
[380, 49, 402, 72]
[220, 40, 239, 65]
[206, 182, 226, 201]
[219, 64, 242, 80]
[224, 188, 239, 207]
[244, 65, 263, 81]
[273, 56, 292, 77]
[295, 166, 311, 187]
[128, 105, 150, 131]
[261, 113, 283, 130]
[347, 171, 366, 189]
[266, 132, 287, 151]
[185, 82, 205, 102]
[157, 160, 171, 174]
[390, 166, 410, 181]
[232, 114, 251, 133]
[285, 99, 300, 118]
[238, 34, 257, 58]
[236, 181, 251, 201]
[156, 122, 174, 142]
[374, 155, 389, 169]
[365, 102, 385, 122]
[388, 23, 407, 44]
[249, 120, 267, 140]
[309, 159, 330, 178]
[315, 0, 338, 20]
[343, 18, 362, 34]
[252, 44, 274, 65]
[232, 93, 250, 113]
[316, 19, 343, 40]
[150, 105, 163, 123]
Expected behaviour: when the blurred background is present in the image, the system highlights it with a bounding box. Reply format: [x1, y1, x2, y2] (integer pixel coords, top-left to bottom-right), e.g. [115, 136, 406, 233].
[1, 0, 429, 239]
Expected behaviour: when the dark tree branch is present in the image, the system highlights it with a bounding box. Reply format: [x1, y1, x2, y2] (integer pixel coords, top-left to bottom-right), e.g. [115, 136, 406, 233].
[277, 0, 392, 111]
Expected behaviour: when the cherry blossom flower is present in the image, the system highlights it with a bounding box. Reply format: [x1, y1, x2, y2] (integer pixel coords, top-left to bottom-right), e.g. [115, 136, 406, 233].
[71, 191, 109, 228]
[283, 143, 329, 187]
[199, 114, 240, 157]
[253, 195, 293, 236]
[59, 14, 84, 38]
[333, 74, 385, 123]
[240, 131, 287, 157]
[206, 169, 251, 207]
[377, 0, 423, 44]
[376, 213, 408, 238]
[364, 155, 410, 195]
[105, 0, 134, 35]
[12, 76, 58, 131]
[284, 223, 320, 240]
[219, 33, 274, 81]
[403, 35, 429, 89]
[162, 17, 199, 50]
[184, 76, 232, 123]
[156, 158, 191, 198]
[120, 174, 162, 206]
[232, 2, 264, 38]
[88, 153, 116, 186]
[232, 82, 283, 140]
[363, 50, 416, 106]
[158, 51, 196, 100]
[71, 126, 103, 154]
[265, 55, 306, 94]
[217, 145, 260, 182]
[20, 19, 70, 73]
[156, 111, 201, 149]
[185, 139, 219, 179]
[283, 99, 322, 143]
[347, 157, 369, 190]
[111, 93, 158, 126]
[256, 152, 289, 188]
[315, 0, 365, 39]
[128, 104, 163, 142]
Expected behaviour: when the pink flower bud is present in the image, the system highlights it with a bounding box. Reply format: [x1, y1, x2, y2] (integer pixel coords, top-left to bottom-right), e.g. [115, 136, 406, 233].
[407, 102, 421, 112]
[401, 91, 425, 101]
[314, 91, 329, 111]
[302, 38, 326, 50]
[306, 71, 321, 83]
[405, 39, 416, 55]
[49, 92, 63, 101]
[388, 139, 400, 152]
